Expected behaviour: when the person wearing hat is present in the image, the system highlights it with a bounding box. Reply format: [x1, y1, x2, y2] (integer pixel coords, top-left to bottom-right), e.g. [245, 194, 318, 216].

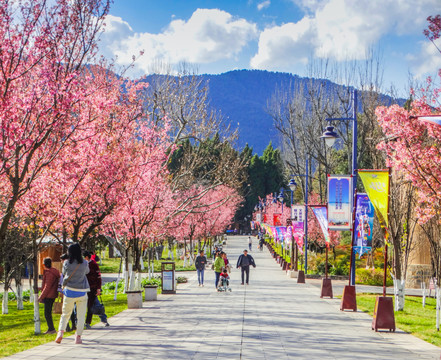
[236, 250, 256, 285]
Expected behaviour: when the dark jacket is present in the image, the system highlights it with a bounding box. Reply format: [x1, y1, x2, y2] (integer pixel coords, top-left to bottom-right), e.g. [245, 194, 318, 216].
[195, 255, 207, 271]
[86, 259, 102, 290]
[40, 267, 60, 300]
[237, 254, 256, 268]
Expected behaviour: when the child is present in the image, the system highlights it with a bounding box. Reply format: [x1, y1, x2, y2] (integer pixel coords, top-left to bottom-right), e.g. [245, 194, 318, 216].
[219, 267, 230, 288]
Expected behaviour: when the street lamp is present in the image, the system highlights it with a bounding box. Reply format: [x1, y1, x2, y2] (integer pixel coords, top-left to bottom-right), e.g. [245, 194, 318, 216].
[290, 158, 309, 281]
[321, 88, 358, 310]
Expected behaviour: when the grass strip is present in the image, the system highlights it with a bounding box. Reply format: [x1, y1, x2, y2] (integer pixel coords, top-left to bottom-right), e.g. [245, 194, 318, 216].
[357, 294, 441, 347]
[0, 293, 127, 357]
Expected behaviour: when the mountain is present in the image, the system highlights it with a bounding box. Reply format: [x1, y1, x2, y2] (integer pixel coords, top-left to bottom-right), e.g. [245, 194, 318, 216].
[144, 70, 404, 155]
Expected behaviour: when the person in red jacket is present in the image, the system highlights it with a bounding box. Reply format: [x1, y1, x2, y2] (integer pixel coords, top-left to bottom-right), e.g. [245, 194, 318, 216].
[83, 250, 108, 328]
[39, 257, 60, 334]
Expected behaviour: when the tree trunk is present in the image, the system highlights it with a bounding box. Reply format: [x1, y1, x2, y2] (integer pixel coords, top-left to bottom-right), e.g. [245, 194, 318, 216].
[393, 278, 405, 311]
[2, 276, 8, 315]
[16, 277, 23, 310]
[32, 241, 41, 334]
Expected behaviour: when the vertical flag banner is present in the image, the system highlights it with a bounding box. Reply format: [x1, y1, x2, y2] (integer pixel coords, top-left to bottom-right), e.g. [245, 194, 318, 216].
[292, 221, 305, 252]
[291, 205, 306, 223]
[327, 175, 352, 230]
[358, 170, 389, 232]
[311, 206, 330, 245]
[353, 193, 374, 256]
[256, 213, 262, 223]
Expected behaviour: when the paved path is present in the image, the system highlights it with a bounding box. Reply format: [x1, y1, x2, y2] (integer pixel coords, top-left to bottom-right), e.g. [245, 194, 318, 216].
[4, 235, 440, 359]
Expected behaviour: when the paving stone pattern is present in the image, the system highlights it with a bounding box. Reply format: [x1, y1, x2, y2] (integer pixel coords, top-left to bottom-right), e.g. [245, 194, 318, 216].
[3, 235, 440, 359]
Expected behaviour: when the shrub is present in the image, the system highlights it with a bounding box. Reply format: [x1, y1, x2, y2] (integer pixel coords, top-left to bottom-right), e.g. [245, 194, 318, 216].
[356, 268, 393, 286]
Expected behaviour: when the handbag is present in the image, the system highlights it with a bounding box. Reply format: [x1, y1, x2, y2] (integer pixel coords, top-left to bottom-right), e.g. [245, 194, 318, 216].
[53, 296, 63, 314]
[91, 296, 105, 315]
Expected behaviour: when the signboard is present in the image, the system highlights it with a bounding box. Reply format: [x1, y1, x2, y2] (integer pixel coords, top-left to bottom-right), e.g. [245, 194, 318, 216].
[291, 205, 306, 223]
[353, 193, 374, 256]
[327, 175, 352, 230]
[273, 213, 282, 226]
[162, 271, 174, 291]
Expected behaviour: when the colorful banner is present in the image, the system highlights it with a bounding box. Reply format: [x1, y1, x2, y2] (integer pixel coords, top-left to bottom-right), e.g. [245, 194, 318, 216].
[327, 175, 352, 230]
[358, 170, 389, 232]
[311, 206, 331, 245]
[291, 205, 306, 223]
[275, 227, 288, 243]
[353, 193, 374, 256]
[263, 214, 268, 224]
[273, 213, 282, 226]
[292, 221, 305, 252]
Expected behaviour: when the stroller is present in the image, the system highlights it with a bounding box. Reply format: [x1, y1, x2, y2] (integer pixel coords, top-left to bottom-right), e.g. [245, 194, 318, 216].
[217, 269, 232, 292]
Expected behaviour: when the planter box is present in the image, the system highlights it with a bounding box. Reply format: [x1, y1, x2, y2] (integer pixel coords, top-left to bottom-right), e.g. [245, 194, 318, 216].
[144, 285, 158, 301]
[126, 290, 143, 309]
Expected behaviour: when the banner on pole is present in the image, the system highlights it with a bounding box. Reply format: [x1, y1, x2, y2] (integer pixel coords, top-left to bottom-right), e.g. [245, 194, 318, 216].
[358, 170, 389, 232]
[353, 193, 374, 256]
[291, 221, 305, 252]
[311, 206, 330, 245]
[291, 205, 306, 223]
[327, 175, 352, 230]
[256, 213, 262, 223]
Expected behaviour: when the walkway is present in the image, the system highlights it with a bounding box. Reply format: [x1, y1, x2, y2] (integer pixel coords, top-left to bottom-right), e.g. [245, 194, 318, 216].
[4, 235, 440, 359]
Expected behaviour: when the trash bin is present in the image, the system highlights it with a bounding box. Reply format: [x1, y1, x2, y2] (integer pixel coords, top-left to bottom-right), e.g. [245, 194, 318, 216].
[144, 285, 158, 301]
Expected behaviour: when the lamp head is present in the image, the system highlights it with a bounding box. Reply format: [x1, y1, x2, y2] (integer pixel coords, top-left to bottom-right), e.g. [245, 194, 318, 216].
[288, 178, 297, 191]
[320, 125, 339, 147]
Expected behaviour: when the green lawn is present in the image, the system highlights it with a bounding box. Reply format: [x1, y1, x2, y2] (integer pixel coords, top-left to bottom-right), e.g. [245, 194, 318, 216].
[99, 257, 196, 273]
[357, 294, 441, 347]
[0, 294, 128, 357]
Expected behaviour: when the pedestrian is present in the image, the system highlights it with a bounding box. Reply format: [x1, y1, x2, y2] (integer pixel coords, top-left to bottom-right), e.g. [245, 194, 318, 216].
[83, 250, 109, 328]
[236, 249, 256, 285]
[248, 236, 252, 251]
[39, 257, 60, 335]
[213, 252, 225, 288]
[58, 253, 77, 332]
[195, 250, 207, 287]
[55, 243, 90, 345]
[222, 252, 231, 272]
[259, 236, 264, 252]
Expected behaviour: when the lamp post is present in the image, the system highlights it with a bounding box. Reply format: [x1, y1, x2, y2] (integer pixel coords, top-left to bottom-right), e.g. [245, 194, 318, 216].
[321, 88, 358, 286]
[321, 88, 358, 311]
[290, 158, 309, 279]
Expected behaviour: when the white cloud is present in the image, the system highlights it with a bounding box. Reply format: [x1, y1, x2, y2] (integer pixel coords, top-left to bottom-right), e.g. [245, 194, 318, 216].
[257, 1, 271, 11]
[252, 0, 440, 72]
[250, 18, 316, 70]
[407, 39, 441, 78]
[100, 9, 257, 75]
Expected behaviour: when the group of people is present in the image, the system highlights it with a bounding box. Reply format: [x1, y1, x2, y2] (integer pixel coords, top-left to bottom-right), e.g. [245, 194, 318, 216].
[38, 243, 109, 345]
[195, 246, 257, 289]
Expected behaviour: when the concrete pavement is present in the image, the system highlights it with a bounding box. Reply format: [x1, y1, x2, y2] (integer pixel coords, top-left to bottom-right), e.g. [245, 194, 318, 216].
[3, 235, 440, 359]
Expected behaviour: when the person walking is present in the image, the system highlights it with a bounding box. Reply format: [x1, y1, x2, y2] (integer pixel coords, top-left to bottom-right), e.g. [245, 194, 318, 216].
[58, 253, 76, 332]
[237, 250, 256, 285]
[39, 257, 60, 335]
[248, 236, 252, 251]
[213, 252, 225, 288]
[56, 243, 90, 345]
[259, 236, 264, 252]
[83, 250, 109, 328]
[195, 250, 207, 287]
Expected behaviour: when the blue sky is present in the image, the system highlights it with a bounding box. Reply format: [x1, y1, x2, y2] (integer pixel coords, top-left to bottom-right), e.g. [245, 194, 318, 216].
[100, 0, 441, 93]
